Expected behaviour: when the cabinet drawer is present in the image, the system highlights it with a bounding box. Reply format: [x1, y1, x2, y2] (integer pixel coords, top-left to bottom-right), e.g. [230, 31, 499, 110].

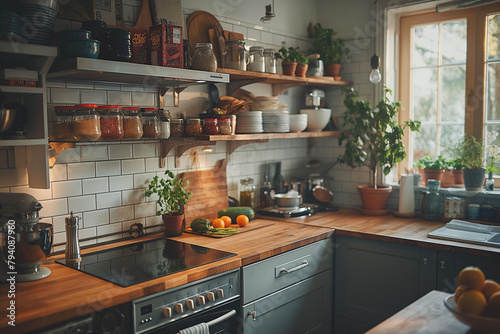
[242, 238, 332, 303]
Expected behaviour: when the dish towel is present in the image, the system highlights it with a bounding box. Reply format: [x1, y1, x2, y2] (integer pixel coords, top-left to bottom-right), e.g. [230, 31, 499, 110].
[178, 322, 209, 334]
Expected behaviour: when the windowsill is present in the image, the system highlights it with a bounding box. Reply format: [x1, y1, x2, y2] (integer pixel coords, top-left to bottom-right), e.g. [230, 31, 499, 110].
[393, 184, 500, 199]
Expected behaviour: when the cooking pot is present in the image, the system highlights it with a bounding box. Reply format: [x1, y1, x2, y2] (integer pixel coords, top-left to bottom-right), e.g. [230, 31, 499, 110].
[274, 193, 302, 208]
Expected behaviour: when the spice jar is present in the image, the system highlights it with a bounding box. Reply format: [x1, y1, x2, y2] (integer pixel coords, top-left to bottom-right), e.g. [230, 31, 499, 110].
[170, 118, 184, 137]
[185, 118, 203, 136]
[248, 46, 265, 72]
[51, 106, 74, 140]
[98, 105, 123, 140]
[224, 39, 248, 71]
[73, 104, 101, 141]
[141, 108, 161, 138]
[203, 118, 219, 135]
[264, 48, 276, 74]
[240, 178, 255, 207]
[218, 117, 232, 135]
[157, 109, 171, 139]
[191, 43, 217, 72]
[122, 107, 143, 139]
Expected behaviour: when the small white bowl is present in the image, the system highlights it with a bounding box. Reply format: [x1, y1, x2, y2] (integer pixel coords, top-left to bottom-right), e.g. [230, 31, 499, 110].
[300, 108, 331, 131]
[289, 114, 308, 132]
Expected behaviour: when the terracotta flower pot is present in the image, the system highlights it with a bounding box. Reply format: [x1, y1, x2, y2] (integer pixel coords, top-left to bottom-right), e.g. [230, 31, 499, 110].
[295, 64, 308, 77]
[162, 213, 184, 237]
[357, 184, 392, 215]
[423, 168, 444, 185]
[325, 63, 341, 77]
[452, 169, 464, 185]
[281, 62, 297, 76]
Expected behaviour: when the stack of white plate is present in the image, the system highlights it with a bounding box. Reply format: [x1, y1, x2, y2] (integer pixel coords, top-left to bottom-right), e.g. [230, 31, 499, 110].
[262, 110, 290, 133]
[236, 111, 263, 133]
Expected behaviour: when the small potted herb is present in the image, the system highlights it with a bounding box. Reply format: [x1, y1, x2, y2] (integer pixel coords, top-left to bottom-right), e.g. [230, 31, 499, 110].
[275, 46, 306, 76]
[450, 135, 485, 191]
[309, 23, 349, 78]
[415, 156, 448, 185]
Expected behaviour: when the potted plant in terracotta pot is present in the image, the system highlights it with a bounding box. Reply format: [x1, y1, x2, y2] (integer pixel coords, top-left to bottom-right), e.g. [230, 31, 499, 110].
[337, 86, 421, 215]
[146, 170, 191, 236]
[451, 135, 485, 191]
[309, 23, 349, 79]
[295, 53, 309, 78]
[275, 46, 304, 76]
[415, 156, 447, 185]
[449, 158, 464, 185]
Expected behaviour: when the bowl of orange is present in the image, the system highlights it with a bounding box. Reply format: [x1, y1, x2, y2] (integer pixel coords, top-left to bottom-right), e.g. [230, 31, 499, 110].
[445, 267, 500, 333]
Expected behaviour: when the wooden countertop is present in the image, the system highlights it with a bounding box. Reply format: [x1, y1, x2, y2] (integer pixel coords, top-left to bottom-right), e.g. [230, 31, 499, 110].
[365, 290, 470, 334]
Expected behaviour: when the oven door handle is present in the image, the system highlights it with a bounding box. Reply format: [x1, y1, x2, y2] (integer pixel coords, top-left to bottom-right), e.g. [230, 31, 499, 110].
[176, 309, 236, 333]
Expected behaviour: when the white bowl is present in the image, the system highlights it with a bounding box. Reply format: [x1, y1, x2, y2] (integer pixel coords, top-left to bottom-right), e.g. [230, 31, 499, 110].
[300, 108, 331, 131]
[289, 114, 308, 132]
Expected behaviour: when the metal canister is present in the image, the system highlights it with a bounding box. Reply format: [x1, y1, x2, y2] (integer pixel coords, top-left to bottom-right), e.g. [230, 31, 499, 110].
[65, 212, 81, 263]
[444, 197, 465, 219]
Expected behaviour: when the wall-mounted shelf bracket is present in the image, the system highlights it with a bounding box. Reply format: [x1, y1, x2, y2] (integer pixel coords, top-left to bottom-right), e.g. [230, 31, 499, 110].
[158, 86, 188, 108]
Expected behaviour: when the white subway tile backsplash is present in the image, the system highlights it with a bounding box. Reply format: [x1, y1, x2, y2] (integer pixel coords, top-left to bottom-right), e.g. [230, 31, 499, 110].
[97, 191, 122, 209]
[68, 162, 96, 180]
[50, 88, 80, 104]
[133, 172, 155, 188]
[122, 159, 145, 174]
[108, 91, 132, 105]
[10, 185, 51, 200]
[52, 180, 82, 198]
[95, 83, 121, 91]
[233, 25, 248, 37]
[79, 227, 97, 239]
[83, 177, 109, 195]
[0, 168, 27, 187]
[97, 222, 123, 235]
[247, 28, 261, 41]
[134, 202, 156, 218]
[56, 147, 81, 163]
[122, 189, 145, 205]
[133, 143, 156, 158]
[109, 175, 134, 191]
[52, 215, 66, 233]
[145, 215, 162, 227]
[132, 92, 156, 106]
[81, 146, 108, 161]
[96, 160, 121, 177]
[69, 195, 96, 212]
[39, 198, 68, 218]
[49, 163, 67, 181]
[110, 205, 134, 223]
[81, 89, 107, 105]
[109, 144, 133, 160]
[83, 209, 110, 228]
[145, 157, 167, 172]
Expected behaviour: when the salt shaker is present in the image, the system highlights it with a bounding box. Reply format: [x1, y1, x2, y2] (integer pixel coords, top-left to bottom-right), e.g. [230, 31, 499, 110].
[65, 212, 81, 263]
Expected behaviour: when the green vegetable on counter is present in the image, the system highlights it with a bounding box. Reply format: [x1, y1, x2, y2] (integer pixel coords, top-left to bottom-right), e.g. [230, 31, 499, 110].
[190, 218, 212, 232]
[206, 227, 240, 235]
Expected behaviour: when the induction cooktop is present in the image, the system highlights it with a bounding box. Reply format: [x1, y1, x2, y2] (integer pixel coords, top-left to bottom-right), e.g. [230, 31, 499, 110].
[56, 238, 236, 287]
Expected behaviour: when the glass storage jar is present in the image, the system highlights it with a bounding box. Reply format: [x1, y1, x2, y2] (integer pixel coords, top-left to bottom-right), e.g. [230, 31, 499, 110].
[122, 107, 143, 139]
[51, 106, 74, 140]
[263, 48, 276, 74]
[170, 118, 184, 137]
[224, 39, 248, 71]
[248, 46, 265, 72]
[157, 109, 171, 139]
[218, 117, 232, 135]
[185, 118, 203, 136]
[203, 118, 219, 135]
[422, 179, 441, 220]
[239, 178, 255, 207]
[73, 104, 101, 141]
[191, 43, 217, 72]
[98, 105, 124, 140]
[141, 108, 161, 139]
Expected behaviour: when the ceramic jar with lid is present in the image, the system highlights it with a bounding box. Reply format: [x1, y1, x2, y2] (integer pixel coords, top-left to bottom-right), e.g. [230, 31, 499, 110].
[141, 108, 161, 139]
[122, 107, 143, 139]
[73, 104, 101, 141]
[185, 118, 203, 136]
[224, 39, 248, 71]
[203, 118, 218, 135]
[263, 48, 276, 73]
[98, 105, 123, 140]
[191, 43, 217, 72]
[157, 109, 171, 139]
[51, 106, 75, 140]
[248, 46, 265, 72]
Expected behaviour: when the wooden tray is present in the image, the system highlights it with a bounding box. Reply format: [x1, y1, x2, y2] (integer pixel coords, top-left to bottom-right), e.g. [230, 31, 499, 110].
[184, 220, 275, 238]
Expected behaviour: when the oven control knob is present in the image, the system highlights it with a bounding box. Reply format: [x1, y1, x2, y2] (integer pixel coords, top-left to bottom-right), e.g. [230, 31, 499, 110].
[174, 303, 184, 314]
[185, 299, 195, 310]
[206, 292, 215, 302]
[162, 307, 172, 318]
[197, 296, 206, 305]
[216, 289, 224, 299]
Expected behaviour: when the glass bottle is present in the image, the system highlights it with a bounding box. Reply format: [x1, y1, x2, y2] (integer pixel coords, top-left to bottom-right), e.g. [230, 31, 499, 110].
[170, 118, 185, 137]
[273, 162, 285, 194]
[259, 175, 272, 208]
[224, 39, 247, 71]
[185, 118, 203, 136]
[122, 107, 143, 139]
[141, 108, 161, 139]
[51, 106, 74, 140]
[248, 46, 265, 72]
[98, 105, 124, 140]
[263, 48, 276, 74]
[422, 179, 441, 220]
[485, 171, 494, 191]
[240, 178, 255, 207]
[73, 104, 101, 141]
[203, 118, 219, 135]
[191, 43, 217, 72]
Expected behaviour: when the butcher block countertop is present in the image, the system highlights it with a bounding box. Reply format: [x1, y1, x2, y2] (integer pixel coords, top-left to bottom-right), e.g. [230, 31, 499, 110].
[2, 209, 500, 333]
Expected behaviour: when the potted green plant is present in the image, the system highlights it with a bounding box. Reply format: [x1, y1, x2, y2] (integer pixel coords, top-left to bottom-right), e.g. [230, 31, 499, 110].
[275, 46, 305, 76]
[415, 156, 448, 185]
[451, 135, 485, 191]
[337, 86, 421, 214]
[146, 170, 191, 236]
[295, 53, 309, 78]
[309, 23, 349, 78]
[449, 158, 464, 185]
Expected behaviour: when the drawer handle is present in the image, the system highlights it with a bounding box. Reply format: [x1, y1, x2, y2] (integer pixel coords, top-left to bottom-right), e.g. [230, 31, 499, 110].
[278, 260, 309, 276]
[247, 311, 256, 321]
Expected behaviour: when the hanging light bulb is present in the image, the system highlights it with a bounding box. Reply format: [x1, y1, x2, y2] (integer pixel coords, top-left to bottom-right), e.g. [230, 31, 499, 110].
[369, 54, 381, 84]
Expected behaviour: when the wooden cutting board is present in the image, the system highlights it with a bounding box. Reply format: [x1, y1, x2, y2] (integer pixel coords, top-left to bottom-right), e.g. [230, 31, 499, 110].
[179, 159, 229, 227]
[184, 220, 275, 238]
[187, 11, 221, 53]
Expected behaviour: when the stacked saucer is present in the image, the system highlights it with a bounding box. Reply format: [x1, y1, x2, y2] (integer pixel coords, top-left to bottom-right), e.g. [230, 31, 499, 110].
[236, 111, 263, 133]
[262, 110, 290, 133]
[0, 10, 23, 42]
[19, 1, 58, 45]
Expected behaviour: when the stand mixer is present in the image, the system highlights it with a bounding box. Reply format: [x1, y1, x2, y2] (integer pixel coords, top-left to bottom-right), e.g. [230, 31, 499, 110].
[0, 193, 53, 281]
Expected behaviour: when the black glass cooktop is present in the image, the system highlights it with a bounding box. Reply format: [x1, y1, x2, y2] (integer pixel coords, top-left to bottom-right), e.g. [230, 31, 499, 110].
[56, 238, 236, 287]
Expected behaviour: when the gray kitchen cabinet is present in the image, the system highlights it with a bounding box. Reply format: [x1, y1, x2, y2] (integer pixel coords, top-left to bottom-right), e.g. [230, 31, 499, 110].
[241, 238, 333, 334]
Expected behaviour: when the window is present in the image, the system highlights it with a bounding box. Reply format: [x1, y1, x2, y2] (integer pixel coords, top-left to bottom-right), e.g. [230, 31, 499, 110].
[399, 2, 500, 172]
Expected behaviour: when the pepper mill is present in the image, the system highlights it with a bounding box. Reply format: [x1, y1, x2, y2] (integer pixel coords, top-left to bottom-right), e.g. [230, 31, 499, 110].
[65, 212, 81, 263]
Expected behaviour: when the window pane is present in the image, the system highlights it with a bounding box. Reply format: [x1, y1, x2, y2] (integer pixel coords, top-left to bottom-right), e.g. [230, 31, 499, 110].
[441, 65, 466, 121]
[487, 14, 500, 61]
[412, 68, 438, 122]
[413, 125, 437, 159]
[486, 62, 500, 121]
[441, 20, 467, 64]
[413, 24, 438, 67]
[441, 124, 464, 158]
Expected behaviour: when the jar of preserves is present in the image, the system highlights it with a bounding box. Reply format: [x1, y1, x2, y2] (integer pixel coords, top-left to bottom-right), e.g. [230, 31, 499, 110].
[122, 107, 143, 139]
[191, 43, 217, 72]
[141, 108, 161, 139]
[239, 178, 255, 207]
[98, 105, 124, 140]
[224, 39, 248, 71]
[264, 48, 276, 74]
[51, 106, 74, 140]
[170, 118, 184, 137]
[203, 118, 219, 135]
[73, 104, 101, 141]
[157, 109, 171, 139]
[185, 118, 203, 136]
[248, 46, 265, 72]
[218, 117, 232, 135]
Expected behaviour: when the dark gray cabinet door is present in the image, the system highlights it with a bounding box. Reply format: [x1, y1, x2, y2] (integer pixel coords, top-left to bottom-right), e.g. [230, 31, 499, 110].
[334, 235, 437, 333]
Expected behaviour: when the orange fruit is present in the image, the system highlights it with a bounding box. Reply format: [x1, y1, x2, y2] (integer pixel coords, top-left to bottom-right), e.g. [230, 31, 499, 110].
[212, 218, 225, 228]
[457, 290, 487, 315]
[484, 291, 500, 318]
[236, 215, 249, 227]
[482, 279, 500, 301]
[220, 215, 232, 227]
[457, 267, 485, 291]
[454, 285, 468, 303]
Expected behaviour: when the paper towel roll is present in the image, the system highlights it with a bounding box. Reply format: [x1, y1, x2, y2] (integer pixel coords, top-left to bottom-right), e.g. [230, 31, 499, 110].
[399, 174, 415, 214]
